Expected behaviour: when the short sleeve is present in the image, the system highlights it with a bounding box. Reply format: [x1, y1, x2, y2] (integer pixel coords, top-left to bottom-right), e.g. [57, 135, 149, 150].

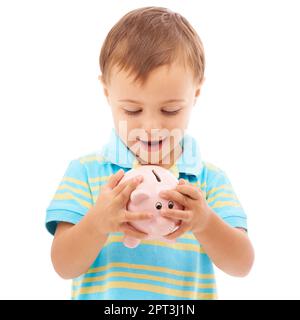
[205, 169, 247, 230]
[45, 159, 93, 235]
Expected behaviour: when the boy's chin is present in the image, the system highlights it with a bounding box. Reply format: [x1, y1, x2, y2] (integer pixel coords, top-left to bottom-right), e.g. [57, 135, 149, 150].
[135, 150, 176, 168]
[135, 153, 163, 165]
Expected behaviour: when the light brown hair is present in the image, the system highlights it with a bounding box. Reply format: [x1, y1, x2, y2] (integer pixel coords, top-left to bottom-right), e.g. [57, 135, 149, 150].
[99, 6, 205, 87]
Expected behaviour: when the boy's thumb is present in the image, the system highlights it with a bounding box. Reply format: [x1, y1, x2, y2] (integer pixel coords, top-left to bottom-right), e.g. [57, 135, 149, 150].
[178, 178, 187, 185]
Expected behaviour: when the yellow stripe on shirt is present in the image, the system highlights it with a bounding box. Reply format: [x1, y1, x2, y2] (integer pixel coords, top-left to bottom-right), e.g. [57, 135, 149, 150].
[62, 176, 89, 189]
[207, 192, 237, 204]
[86, 262, 215, 279]
[206, 184, 233, 197]
[211, 200, 241, 209]
[72, 281, 216, 300]
[89, 176, 110, 184]
[58, 184, 92, 200]
[54, 192, 92, 209]
[72, 271, 216, 289]
[104, 235, 206, 254]
[79, 155, 106, 164]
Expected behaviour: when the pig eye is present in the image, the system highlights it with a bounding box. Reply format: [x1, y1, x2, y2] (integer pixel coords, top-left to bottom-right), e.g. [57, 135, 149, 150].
[168, 201, 174, 209]
[155, 202, 162, 210]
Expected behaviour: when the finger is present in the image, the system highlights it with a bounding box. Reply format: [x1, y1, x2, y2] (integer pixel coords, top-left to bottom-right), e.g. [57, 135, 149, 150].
[159, 189, 189, 207]
[106, 169, 125, 190]
[176, 184, 202, 200]
[115, 177, 144, 205]
[178, 178, 187, 185]
[164, 222, 190, 240]
[111, 180, 128, 196]
[113, 175, 143, 196]
[120, 222, 149, 240]
[120, 210, 153, 223]
[161, 208, 191, 222]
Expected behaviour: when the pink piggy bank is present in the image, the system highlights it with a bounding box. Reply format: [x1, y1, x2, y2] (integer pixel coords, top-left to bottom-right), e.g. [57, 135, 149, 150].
[119, 165, 183, 248]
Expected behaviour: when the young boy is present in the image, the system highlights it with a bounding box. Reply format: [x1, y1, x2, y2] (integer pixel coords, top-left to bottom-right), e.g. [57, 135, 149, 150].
[46, 6, 254, 300]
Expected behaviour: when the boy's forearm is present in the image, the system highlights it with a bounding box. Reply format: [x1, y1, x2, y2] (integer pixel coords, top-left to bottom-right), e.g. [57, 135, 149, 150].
[51, 207, 108, 279]
[193, 208, 254, 277]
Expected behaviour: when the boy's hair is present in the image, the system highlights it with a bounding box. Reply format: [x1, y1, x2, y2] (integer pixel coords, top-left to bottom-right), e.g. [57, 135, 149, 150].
[99, 6, 205, 87]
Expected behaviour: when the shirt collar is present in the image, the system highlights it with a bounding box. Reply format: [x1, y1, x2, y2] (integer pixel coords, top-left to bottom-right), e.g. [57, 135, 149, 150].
[101, 127, 202, 178]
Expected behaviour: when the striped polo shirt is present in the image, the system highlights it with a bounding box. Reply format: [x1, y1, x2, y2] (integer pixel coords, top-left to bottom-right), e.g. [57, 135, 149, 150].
[45, 128, 247, 300]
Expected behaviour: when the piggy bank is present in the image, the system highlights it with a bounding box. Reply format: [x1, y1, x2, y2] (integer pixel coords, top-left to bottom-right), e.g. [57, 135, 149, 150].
[119, 165, 183, 248]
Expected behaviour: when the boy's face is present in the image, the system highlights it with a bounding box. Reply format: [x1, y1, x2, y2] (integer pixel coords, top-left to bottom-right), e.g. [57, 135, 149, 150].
[99, 63, 202, 168]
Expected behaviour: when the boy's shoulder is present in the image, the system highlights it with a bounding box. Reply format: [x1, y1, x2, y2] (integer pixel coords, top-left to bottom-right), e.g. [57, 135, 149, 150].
[77, 151, 107, 165]
[66, 150, 112, 175]
[201, 161, 225, 174]
[199, 161, 230, 187]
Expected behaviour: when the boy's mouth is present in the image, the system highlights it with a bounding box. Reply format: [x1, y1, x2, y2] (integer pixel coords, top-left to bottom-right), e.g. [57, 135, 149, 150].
[137, 137, 166, 152]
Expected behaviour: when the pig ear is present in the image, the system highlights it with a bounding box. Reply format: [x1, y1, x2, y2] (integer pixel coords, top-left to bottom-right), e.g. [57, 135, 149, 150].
[130, 189, 150, 204]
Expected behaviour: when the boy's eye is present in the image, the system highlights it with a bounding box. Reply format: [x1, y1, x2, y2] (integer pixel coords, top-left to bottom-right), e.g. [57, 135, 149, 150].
[123, 109, 181, 116]
[124, 109, 142, 115]
[162, 109, 181, 115]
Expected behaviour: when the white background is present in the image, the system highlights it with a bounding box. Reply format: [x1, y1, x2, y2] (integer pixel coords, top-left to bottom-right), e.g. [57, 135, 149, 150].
[0, 0, 299, 299]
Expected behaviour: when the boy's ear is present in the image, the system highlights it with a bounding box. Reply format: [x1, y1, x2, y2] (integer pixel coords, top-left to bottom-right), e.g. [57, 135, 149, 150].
[98, 74, 109, 99]
[193, 85, 201, 106]
[98, 74, 105, 86]
[193, 77, 205, 106]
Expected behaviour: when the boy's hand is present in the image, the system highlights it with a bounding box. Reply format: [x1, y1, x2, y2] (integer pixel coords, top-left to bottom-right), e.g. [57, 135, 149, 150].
[159, 179, 212, 239]
[92, 169, 153, 239]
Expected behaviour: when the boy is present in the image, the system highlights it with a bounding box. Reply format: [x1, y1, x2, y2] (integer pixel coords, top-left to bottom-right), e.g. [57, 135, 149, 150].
[46, 6, 254, 300]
